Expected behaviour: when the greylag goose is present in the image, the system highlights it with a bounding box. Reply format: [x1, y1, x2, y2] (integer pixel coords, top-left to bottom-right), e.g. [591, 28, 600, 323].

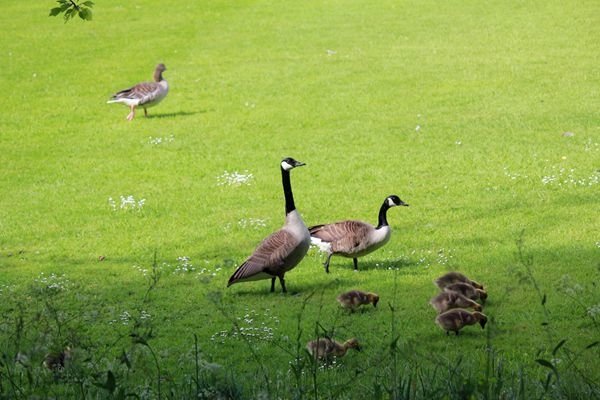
[227, 158, 310, 293]
[107, 63, 168, 120]
[309, 195, 408, 273]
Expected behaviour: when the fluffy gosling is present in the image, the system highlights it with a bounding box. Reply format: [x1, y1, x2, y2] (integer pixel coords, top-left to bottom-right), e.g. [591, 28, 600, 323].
[429, 291, 482, 314]
[434, 271, 484, 290]
[337, 290, 379, 312]
[306, 337, 361, 360]
[444, 282, 488, 302]
[435, 309, 488, 336]
[43, 347, 71, 371]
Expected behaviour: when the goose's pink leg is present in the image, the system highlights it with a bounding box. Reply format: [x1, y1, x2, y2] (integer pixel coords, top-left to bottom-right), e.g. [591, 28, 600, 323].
[126, 105, 136, 121]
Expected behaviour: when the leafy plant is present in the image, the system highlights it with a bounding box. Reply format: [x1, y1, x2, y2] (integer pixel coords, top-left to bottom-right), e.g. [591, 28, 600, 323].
[49, 0, 94, 22]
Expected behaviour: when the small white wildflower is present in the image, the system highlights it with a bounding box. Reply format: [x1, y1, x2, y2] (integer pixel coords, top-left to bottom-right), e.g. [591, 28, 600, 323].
[587, 304, 600, 318]
[109, 195, 146, 211]
[120, 311, 132, 325]
[34, 272, 71, 292]
[140, 310, 152, 320]
[238, 218, 268, 229]
[149, 135, 175, 145]
[217, 170, 254, 186]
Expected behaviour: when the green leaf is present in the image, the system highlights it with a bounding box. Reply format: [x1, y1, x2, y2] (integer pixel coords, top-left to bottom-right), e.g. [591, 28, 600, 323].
[389, 335, 400, 351]
[552, 339, 566, 355]
[49, 7, 62, 16]
[106, 370, 116, 394]
[64, 7, 77, 21]
[119, 350, 131, 369]
[79, 8, 92, 21]
[81, 1, 95, 7]
[535, 358, 559, 380]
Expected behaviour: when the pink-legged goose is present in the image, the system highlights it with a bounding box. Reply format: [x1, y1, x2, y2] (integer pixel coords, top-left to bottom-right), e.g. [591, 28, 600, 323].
[107, 63, 168, 120]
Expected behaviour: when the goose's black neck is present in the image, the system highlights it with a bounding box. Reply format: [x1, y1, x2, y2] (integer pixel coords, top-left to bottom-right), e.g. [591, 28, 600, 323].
[376, 201, 391, 229]
[281, 167, 296, 215]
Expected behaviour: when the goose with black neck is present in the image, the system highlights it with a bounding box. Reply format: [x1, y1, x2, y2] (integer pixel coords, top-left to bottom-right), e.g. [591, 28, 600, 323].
[227, 157, 310, 293]
[309, 195, 408, 273]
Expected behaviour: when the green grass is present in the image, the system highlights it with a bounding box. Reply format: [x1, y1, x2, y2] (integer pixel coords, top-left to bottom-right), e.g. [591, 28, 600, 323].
[1, 0, 599, 398]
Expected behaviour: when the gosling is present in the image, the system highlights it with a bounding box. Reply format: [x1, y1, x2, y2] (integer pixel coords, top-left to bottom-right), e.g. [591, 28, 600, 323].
[444, 282, 487, 302]
[435, 309, 488, 336]
[43, 347, 71, 371]
[434, 271, 484, 290]
[337, 290, 379, 312]
[306, 337, 361, 360]
[429, 291, 482, 314]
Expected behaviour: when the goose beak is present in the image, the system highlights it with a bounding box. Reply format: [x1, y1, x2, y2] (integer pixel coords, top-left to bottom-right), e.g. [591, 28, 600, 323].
[399, 200, 409, 207]
[295, 161, 306, 167]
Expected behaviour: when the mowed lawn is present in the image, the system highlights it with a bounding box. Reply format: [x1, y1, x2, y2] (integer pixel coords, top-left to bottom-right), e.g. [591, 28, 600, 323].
[0, 0, 599, 397]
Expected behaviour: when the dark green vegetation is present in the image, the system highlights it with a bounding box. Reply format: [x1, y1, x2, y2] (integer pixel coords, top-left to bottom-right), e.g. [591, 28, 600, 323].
[1, 0, 599, 398]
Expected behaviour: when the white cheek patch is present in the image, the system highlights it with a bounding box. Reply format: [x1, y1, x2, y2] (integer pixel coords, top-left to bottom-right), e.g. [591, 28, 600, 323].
[387, 197, 396, 207]
[281, 161, 293, 171]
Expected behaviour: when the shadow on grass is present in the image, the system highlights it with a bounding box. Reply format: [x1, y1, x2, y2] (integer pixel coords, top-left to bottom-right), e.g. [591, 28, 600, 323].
[225, 276, 356, 297]
[322, 257, 420, 273]
[146, 110, 205, 119]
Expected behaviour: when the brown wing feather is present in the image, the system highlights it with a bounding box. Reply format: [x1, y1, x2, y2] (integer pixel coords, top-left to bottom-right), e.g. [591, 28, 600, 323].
[309, 220, 373, 253]
[112, 82, 162, 105]
[228, 229, 298, 284]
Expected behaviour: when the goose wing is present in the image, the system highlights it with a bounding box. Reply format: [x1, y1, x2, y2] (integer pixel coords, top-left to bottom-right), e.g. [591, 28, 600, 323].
[228, 229, 299, 285]
[110, 81, 163, 105]
[309, 220, 373, 252]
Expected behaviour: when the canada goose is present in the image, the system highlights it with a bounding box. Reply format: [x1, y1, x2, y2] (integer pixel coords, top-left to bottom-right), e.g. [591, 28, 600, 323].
[435, 309, 488, 335]
[444, 282, 488, 302]
[309, 195, 408, 273]
[227, 158, 310, 293]
[306, 337, 361, 360]
[337, 290, 379, 311]
[107, 63, 169, 120]
[429, 291, 482, 314]
[434, 271, 485, 290]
